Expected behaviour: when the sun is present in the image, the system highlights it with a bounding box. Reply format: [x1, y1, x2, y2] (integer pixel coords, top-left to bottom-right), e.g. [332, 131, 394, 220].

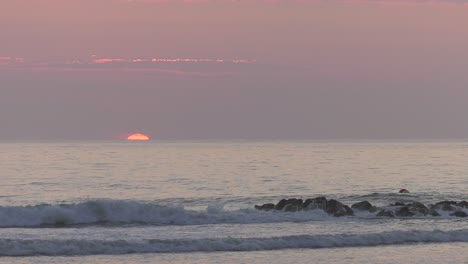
[127, 133, 150, 141]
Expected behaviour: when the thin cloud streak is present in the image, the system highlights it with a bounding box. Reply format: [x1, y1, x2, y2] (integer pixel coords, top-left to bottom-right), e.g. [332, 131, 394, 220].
[0, 55, 259, 77]
[0, 57, 25, 65]
[1, 56, 255, 67]
[91, 57, 255, 64]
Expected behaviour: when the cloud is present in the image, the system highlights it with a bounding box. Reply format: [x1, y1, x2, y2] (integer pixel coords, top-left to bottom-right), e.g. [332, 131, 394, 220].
[0, 55, 258, 77]
[0, 57, 25, 65]
[1, 54, 308, 80]
[88, 57, 255, 65]
[93, 58, 127, 64]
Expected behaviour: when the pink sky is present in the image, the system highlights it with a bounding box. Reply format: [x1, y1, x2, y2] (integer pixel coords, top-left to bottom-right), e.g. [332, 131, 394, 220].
[1, 0, 468, 139]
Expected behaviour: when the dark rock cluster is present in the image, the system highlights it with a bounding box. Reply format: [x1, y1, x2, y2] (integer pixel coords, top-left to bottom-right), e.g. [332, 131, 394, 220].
[351, 201, 377, 212]
[389, 201, 440, 217]
[255, 197, 353, 217]
[254, 197, 468, 218]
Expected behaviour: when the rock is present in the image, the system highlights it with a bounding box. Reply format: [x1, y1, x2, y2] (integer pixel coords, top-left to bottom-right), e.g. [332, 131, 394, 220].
[432, 201, 457, 211]
[450, 211, 467, 217]
[254, 203, 275, 211]
[302, 198, 312, 208]
[255, 198, 458, 218]
[395, 206, 415, 217]
[269, 197, 353, 216]
[274, 199, 303, 211]
[351, 201, 373, 211]
[273, 199, 286, 210]
[288, 198, 303, 206]
[274, 199, 288, 210]
[326, 199, 354, 217]
[284, 199, 303, 212]
[377, 210, 394, 217]
[284, 205, 299, 212]
[407, 201, 426, 209]
[293, 199, 304, 208]
[303, 197, 327, 210]
[399, 189, 410, 193]
[406, 202, 430, 215]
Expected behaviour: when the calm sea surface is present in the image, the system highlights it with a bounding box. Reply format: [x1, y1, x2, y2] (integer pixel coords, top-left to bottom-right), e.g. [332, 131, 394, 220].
[0, 141, 467, 263]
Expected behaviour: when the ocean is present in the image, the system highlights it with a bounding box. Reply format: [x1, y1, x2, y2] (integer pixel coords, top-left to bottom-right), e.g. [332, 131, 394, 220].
[0, 141, 467, 263]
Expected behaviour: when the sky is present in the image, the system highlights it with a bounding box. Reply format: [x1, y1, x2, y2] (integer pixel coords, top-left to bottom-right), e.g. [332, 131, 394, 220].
[1, 0, 468, 140]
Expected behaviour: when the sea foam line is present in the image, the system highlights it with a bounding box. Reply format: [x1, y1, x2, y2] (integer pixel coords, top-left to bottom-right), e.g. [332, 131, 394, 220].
[1, 230, 468, 256]
[0, 200, 332, 228]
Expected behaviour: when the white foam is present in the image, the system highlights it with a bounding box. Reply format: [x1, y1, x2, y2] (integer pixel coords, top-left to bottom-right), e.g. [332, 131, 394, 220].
[1, 229, 467, 256]
[0, 200, 465, 228]
[0, 200, 332, 227]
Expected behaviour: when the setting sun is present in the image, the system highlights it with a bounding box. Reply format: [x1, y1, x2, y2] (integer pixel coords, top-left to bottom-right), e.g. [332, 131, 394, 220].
[127, 133, 150, 141]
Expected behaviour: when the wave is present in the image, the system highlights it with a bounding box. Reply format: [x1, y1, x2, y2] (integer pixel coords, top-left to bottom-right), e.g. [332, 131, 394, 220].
[1, 230, 468, 256]
[0, 199, 465, 228]
[0, 199, 332, 228]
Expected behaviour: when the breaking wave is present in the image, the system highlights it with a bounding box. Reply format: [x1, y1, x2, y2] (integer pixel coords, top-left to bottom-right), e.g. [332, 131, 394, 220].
[0, 199, 466, 228]
[1, 230, 468, 256]
[0, 199, 332, 228]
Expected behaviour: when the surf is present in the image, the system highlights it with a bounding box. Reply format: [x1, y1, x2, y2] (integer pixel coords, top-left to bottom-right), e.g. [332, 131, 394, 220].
[1, 229, 468, 256]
